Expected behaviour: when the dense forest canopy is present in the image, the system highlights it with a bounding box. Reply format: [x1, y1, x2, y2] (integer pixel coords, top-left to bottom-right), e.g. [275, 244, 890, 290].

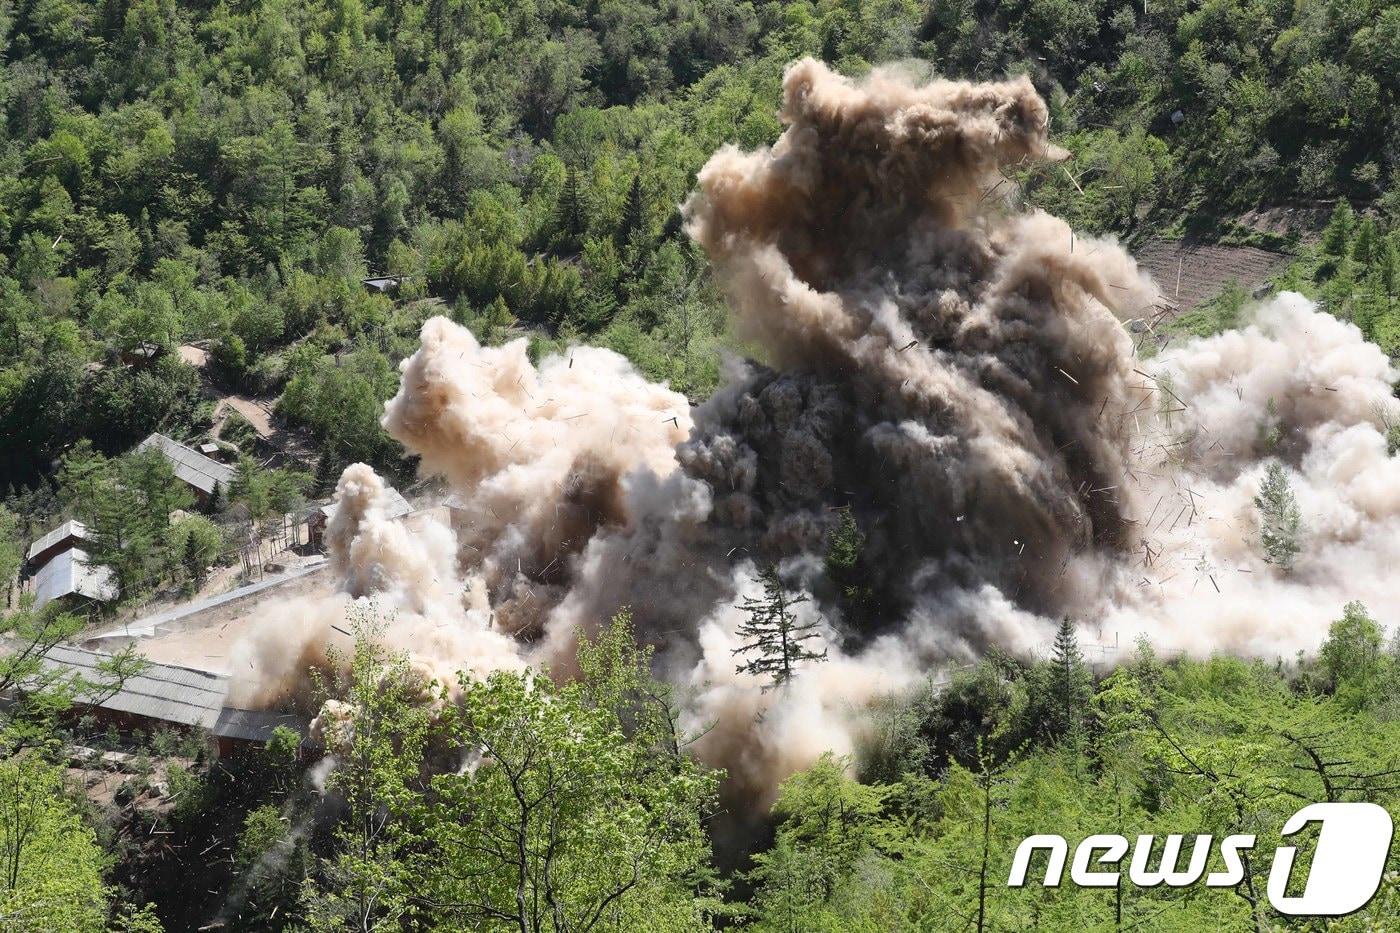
[5, 0, 1400, 499]
[4, 0, 1400, 930]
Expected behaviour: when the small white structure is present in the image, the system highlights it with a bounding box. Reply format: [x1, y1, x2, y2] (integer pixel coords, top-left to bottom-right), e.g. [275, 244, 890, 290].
[25, 519, 117, 610]
[32, 548, 116, 609]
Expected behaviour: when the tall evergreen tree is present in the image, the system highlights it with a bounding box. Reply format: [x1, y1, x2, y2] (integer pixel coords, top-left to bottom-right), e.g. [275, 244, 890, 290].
[1035, 617, 1093, 741]
[182, 526, 204, 588]
[555, 167, 587, 252]
[1254, 459, 1302, 571]
[824, 509, 873, 614]
[733, 565, 828, 692]
[616, 173, 646, 251]
[1321, 201, 1355, 258]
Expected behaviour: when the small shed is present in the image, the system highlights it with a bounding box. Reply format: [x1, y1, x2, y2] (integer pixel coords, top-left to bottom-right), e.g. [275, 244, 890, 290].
[26, 519, 91, 574]
[137, 433, 237, 507]
[308, 485, 413, 547]
[362, 275, 403, 294]
[32, 549, 117, 609]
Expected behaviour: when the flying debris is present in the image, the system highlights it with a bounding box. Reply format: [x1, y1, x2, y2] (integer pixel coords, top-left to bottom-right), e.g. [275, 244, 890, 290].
[225, 60, 1400, 805]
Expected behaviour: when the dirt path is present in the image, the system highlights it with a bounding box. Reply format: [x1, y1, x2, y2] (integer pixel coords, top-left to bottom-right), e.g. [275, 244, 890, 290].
[213, 395, 275, 438]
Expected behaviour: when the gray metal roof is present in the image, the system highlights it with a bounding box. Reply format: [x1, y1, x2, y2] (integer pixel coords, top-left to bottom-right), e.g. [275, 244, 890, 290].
[320, 485, 412, 522]
[32, 646, 305, 743]
[137, 433, 236, 496]
[213, 708, 307, 742]
[33, 549, 116, 608]
[38, 645, 228, 728]
[26, 519, 89, 562]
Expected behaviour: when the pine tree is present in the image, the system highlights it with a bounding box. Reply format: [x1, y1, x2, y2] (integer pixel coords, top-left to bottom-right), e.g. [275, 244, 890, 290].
[824, 509, 872, 612]
[1321, 201, 1355, 258]
[482, 294, 516, 338]
[555, 167, 587, 252]
[733, 565, 828, 691]
[314, 453, 339, 498]
[88, 483, 156, 599]
[209, 479, 225, 513]
[183, 527, 204, 588]
[576, 284, 616, 333]
[616, 174, 646, 250]
[1047, 617, 1093, 739]
[1378, 237, 1398, 313]
[1352, 216, 1380, 266]
[1254, 459, 1302, 571]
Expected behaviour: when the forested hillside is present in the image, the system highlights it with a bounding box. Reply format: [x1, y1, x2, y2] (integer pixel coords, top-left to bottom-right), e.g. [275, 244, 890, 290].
[5, 0, 1400, 503]
[5, 0, 1400, 930]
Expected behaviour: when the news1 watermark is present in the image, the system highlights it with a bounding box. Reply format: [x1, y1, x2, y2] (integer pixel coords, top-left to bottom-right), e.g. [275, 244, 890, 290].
[1008, 802, 1394, 916]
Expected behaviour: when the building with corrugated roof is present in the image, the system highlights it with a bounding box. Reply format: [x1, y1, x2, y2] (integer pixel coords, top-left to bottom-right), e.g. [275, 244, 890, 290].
[24, 519, 117, 609]
[32, 549, 117, 609]
[35, 645, 307, 756]
[26, 519, 90, 572]
[136, 432, 237, 506]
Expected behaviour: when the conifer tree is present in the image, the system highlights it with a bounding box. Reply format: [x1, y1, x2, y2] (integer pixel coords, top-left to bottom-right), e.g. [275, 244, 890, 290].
[1047, 617, 1093, 739]
[183, 527, 204, 588]
[1352, 216, 1379, 265]
[555, 167, 587, 252]
[824, 509, 873, 613]
[1321, 201, 1355, 258]
[617, 174, 646, 251]
[313, 454, 338, 498]
[1378, 237, 1398, 313]
[1254, 459, 1302, 571]
[733, 565, 828, 691]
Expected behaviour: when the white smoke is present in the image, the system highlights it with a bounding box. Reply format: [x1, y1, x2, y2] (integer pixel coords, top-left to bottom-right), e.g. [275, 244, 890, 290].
[1105, 292, 1400, 657]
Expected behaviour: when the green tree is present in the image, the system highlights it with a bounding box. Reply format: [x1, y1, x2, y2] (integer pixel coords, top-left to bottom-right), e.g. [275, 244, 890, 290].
[1047, 617, 1093, 739]
[1320, 601, 1386, 710]
[1254, 459, 1302, 572]
[1321, 201, 1355, 259]
[0, 603, 145, 752]
[733, 565, 829, 692]
[302, 613, 432, 931]
[554, 166, 589, 252]
[0, 758, 108, 932]
[1352, 216, 1380, 265]
[747, 753, 891, 923]
[420, 667, 718, 931]
[823, 509, 872, 613]
[172, 514, 224, 589]
[308, 611, 719, 932]
[0, 507, 20, 607]
[1021, 618, 1093, 743]
[616, 173, 647, 254]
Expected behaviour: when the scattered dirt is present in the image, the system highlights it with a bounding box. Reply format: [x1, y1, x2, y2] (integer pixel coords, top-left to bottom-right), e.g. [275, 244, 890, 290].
[130, 569, 334, 674]
[1237, 203, 1335, 241]
[1133, 240, 1292, 313]
[179, 344, 210, 368]
[64, 749, 195, 814]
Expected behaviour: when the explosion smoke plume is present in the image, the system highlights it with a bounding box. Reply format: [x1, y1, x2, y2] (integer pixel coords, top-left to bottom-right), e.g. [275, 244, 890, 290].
[231, 59, 1400, 803]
